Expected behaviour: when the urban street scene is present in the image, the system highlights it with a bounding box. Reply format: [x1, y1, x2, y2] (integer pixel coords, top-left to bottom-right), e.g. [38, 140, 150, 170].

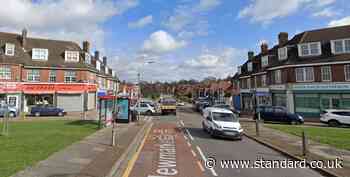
[0, 1, 350, 177]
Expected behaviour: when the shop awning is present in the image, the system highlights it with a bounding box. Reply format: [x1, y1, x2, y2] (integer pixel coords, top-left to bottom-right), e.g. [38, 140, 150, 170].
[23, 91, 55, 94]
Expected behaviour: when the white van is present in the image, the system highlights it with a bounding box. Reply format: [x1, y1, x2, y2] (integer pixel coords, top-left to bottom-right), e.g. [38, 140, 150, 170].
[202, 107, 243, 140]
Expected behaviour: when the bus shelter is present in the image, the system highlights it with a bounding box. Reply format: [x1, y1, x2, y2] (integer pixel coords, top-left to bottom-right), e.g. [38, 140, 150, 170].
[98, 95, 117, 128]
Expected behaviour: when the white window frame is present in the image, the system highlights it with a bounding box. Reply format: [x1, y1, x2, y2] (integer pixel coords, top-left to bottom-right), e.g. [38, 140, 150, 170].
[32, 48, 49, 60]
[5, 43, 15, 56]
[49, 70, 56, 82]
[344, 65, 350, 81]
[27, 69, 40, 82]
[0, 65, 11, 80]
[321, 66, 332, 82]
[65, 51, 80, 62]
[298, 42, 322, 57]
[96, 60, 101, 71]
[331, 38, 350, 54]
[278, 47, 287, 60]
[64, 71, 77, 83]
[261, 75, 266, 87]
[295, 67, 314, 82]
[247, 78, 251, 89]
[85, 53, 91, 64]
[261, 56, 269, 67]
[274, 70, 282, 84]
[247, 62, 253, 72]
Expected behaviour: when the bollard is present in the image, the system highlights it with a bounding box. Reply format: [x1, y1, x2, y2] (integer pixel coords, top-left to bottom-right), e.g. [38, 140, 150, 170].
[302, 130, 308, 156]
[111, 122, 116, 146]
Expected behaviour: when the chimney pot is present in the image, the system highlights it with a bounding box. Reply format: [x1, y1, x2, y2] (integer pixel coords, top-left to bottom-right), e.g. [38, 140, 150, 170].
[83, 41, 90, 53]
[248, 51, 254, 60]
[260, 43, 268, 55]
[94, 51, 100, 60]
[21, 28, 27, 47]
[278, 32, 288, 46]
[103, 56, 107, 65]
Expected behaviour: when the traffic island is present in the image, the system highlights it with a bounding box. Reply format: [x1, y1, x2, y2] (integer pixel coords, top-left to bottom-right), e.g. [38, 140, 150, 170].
[241, 121, 350, 177]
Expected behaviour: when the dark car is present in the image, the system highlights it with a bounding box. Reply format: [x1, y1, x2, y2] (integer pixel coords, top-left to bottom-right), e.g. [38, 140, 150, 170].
[30, 105, 65, 117]
[254, 106, 304, 125]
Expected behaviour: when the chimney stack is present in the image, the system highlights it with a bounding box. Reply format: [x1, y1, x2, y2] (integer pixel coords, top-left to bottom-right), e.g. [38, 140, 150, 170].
[103, 56, 107, 65]
[94, 51, 100, 60]
[261, 43, 268, 55]
[21, 28, 27, 47]
[248, 51, 254, 60]
[83, 41, 90, 53]
[278, 32, 288, 46]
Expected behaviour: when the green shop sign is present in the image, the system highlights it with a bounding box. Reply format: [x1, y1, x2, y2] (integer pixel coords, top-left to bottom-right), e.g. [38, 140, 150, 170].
[292, 83, 350, 91]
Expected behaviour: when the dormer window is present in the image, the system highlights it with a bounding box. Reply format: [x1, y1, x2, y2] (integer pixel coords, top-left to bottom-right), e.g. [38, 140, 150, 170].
[96, 60, 101, 71]
[237, 66, 241, 74]
[331, 39, 350, 54]
[5, 43, 15, 56]
[278, 47, 287, 60]
[85, 53, 91, 64]
[261, 56, 268, 67]
[298, 42, 321, 57]
[65, 51, 79, 62]
[247, 62, 253, 72]
[32, 48, 48, 60]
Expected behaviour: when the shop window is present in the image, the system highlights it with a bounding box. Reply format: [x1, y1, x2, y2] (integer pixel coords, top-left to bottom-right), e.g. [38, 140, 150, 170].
[295, 94, 320, 114]
[64, 71, 76, 83]
[27, 69, 40, 82]
[321, 66, 332, 81]
[0, 66, 11, 80]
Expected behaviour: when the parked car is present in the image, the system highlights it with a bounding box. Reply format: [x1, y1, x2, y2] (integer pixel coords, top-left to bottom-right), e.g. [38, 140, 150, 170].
[30, 105, 65, 117]
[254, 106, 304, 125]
[197, 101, 210, 113]
[320, 109, 350, 127]
[0, 105, 17, 118]
[212, 104, 240, 116]
[202, 107, 243, 140]
[131, 102, 156, 115]
[177, 102, 185, 106]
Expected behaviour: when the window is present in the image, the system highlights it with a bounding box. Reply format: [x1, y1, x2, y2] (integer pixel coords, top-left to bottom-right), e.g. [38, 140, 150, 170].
[321, 66, 332, 81]
[96, 60, 101, 71]
[5, 43, 15, 56]
[345, 65, 350, 81]
[237, 66, 241, 74]
[27, 69, 40, 82]
[49, 70, 56, 82]
[298, 42, 321, 56]
[261, 56, 268, 67]
[331, 39, 350, 54]
[85, 53, 91, 64]
[278, 47, 287, 60]
[65, 51, 79, 62]
[247, 78, 251, 89]
[273, 70, 282, 84]
[295, 67, 314, 82]
[247, 62, 253, 72]
[261, 75, 266, 87]
[64, 71, 76, 83]
[0, 66, 11, 80]
[32, 48, 48, 60]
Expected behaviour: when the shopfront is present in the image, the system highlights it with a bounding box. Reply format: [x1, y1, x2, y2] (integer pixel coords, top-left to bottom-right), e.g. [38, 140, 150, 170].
[0, 82, 22, 110]
[292, 83, 350, 118]
[240, 89, 253, 113]
[255, 88, 272, 106]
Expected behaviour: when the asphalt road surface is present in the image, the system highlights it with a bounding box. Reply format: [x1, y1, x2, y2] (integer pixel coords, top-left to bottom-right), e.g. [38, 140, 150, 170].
[125, 105, 325, 177]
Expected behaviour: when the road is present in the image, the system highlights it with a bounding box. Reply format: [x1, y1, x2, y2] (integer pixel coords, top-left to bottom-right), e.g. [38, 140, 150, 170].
[124, 104, 325, 177]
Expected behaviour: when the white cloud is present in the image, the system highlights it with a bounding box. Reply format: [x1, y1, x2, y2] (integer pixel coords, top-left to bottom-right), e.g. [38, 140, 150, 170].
[328, 16, 350, 27]
[238, 0, 336, 24]
[142, 30, 186, 54]
[195, 0, 221, 12]
[0, 0, 138, 51]
[312, 8, 338, 17]
[128, 15, 153, 29]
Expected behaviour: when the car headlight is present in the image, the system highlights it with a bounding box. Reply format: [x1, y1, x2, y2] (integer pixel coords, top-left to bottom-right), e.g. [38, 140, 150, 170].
[214, 123, 222, 129]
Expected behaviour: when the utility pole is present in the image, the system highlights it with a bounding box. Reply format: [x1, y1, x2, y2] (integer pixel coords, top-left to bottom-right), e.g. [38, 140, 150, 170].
[1, 82, 9, 136]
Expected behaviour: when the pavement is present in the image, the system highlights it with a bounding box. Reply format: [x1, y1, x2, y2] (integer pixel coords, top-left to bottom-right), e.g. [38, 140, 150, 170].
[11, 118, 150, 177]
[241, 121, 350, 177]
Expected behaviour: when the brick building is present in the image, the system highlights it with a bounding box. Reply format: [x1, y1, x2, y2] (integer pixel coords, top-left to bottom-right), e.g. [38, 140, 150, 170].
[0, 29, 118, 113]
[237, 25, 350, 118]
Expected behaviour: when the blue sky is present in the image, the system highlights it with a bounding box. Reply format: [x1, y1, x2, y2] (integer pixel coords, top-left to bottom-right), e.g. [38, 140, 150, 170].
[0, 0, 349, 82]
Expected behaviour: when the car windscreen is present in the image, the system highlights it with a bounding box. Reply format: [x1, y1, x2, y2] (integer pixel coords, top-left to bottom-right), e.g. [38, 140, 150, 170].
[161, 99, 176, 105]
[212, 112, 237, 122]
[215, 105, 230, 109]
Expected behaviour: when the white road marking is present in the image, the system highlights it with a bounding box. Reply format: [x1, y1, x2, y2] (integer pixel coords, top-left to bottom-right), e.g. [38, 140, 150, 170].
[180, 120, 185, 127]
[183, 134, 188, 140]
[185, 129, 194, 141]
[191, 149, 197, 157]
[196, 146, 218, 177]
[187, 141, 191, 147]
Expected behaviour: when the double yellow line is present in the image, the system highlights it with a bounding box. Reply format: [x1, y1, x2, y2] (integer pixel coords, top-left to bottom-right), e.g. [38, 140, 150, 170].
[122, 124, 153, 177]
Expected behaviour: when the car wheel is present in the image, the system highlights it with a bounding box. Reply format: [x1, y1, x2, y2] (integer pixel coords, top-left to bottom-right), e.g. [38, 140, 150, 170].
[8, 112, 16, 118]
[328, 120, 340, 127]
[58, 112, 64, 116]
[35, 112, 40, 117]
[145, 111, 152, 116]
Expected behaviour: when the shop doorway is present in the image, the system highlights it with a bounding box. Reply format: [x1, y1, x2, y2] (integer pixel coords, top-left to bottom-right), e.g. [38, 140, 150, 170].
[321, 96, 341, 110]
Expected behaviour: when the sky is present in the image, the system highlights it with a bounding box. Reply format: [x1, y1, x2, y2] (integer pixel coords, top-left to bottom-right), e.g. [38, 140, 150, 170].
[0, 0, 349, 83]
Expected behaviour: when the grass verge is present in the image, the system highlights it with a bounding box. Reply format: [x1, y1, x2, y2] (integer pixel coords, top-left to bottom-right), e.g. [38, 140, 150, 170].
[265, 124, 350, 151]
[0, 120, 98, 177]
